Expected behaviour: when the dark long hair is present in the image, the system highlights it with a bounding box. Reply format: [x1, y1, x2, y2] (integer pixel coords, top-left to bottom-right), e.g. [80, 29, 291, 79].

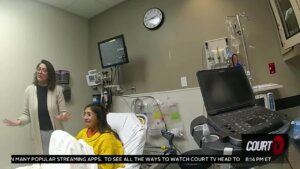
[33, 59, 56, 91]
[84, 104, 122, 142]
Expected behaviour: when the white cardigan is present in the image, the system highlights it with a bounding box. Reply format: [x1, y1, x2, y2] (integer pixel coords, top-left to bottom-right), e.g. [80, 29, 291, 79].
[18, 84, 67, 154]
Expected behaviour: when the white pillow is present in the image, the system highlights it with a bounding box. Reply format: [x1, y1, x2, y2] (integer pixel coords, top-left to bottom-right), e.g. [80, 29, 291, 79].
[107, 113, 147, 169]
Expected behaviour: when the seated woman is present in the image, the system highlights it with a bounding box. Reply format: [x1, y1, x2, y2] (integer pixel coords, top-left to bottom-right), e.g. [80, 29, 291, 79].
[48, 104, 125, 169]
[76, 104, 125, 169]
[15, 104, 125, 169]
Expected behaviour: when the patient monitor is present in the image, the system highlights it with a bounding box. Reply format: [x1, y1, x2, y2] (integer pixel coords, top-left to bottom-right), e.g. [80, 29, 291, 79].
[86, 69, 101, 86]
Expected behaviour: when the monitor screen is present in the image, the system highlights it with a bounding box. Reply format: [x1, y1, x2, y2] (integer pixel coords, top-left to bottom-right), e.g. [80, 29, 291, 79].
[98, 34, 129, 68]
[89, 75, 95, 81]
[197, 67, 255, 115]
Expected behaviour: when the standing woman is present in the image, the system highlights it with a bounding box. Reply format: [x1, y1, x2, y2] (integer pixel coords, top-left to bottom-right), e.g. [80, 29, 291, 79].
[3, 59, 71, 154]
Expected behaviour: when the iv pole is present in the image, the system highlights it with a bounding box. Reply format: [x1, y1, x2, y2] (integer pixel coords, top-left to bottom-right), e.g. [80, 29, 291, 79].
[226, 13, 251, 78]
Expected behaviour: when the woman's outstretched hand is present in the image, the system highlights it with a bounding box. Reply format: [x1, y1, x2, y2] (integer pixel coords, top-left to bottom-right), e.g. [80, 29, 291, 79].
[55, 112, 71, 121]
[3, 119, 21, 126]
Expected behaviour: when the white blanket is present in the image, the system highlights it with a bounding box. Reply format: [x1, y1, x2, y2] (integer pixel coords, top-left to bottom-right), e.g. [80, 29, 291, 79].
[15, 130, 97, 169]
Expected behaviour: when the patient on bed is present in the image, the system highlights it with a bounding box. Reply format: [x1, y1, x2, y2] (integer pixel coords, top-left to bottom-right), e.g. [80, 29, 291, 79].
[49, 104, 124, 169]
[16, 104, 147, 169]
[76, 104, 124, 169]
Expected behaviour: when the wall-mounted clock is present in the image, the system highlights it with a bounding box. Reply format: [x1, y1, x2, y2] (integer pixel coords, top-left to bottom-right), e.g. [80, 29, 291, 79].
[143, 8, 164, 30]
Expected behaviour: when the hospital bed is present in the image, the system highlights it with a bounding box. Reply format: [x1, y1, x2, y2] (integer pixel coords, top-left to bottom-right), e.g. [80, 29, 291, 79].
[14, 112, 147, 169]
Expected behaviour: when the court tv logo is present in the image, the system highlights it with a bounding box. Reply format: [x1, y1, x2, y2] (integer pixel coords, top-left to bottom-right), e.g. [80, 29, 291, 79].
[242, 134, 288, 162]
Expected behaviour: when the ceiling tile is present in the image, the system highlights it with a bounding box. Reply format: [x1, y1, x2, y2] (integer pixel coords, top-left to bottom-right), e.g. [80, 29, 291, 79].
[35, 0, 126, 19]
[37, 0, 75, 9]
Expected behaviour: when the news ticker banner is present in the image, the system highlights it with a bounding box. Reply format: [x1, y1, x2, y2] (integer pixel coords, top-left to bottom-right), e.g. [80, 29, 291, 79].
[11, 155, 242, 163]
[11, 134, 289, 164]
[11, 154, 285, 164]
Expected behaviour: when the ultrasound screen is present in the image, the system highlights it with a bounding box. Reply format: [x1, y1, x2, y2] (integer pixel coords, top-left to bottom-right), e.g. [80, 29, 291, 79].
[197, 67, 255, 115]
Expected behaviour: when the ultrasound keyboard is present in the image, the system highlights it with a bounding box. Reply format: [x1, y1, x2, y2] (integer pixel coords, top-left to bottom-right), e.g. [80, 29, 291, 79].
[207, 106, 284, 145]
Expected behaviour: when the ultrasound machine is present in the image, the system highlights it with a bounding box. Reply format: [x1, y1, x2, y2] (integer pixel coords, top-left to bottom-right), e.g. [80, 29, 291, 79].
[188, 67, 290, 169]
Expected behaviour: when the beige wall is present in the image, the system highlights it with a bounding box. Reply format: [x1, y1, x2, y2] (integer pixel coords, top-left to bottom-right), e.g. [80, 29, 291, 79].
[89, 0, 300, 98]
[0, 0, 90, 168]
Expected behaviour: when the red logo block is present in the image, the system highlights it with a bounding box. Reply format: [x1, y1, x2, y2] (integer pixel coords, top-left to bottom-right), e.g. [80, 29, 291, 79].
[272, 135, 285, 156]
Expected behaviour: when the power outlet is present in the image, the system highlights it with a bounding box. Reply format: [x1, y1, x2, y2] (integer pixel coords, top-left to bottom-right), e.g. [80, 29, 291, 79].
[180, 76, 187, 87]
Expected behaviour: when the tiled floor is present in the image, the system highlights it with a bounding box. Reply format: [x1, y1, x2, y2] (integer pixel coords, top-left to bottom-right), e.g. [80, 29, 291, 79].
[285, 140, 300, 169]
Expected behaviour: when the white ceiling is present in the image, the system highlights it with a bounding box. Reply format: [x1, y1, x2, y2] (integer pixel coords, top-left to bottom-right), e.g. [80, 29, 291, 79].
[35, 0, 126, 19]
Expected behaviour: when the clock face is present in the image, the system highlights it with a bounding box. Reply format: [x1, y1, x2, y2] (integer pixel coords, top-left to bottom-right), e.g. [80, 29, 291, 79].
[143, 8, 164, 30]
